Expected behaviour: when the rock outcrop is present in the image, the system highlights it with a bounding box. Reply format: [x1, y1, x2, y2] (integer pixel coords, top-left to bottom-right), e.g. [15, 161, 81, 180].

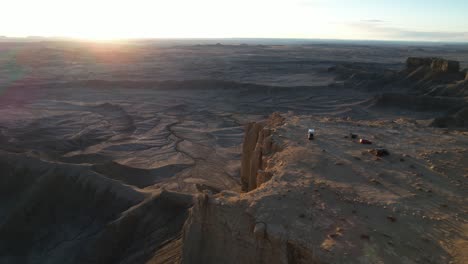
[241, 113, 284, 191]
[406, 57, 460, 73]
[401, 57, 464, 91]
[331, 57, 466, 96]
[401, 57, 468, 127]
[181, 114, 468, 264]
[402, 61, 468, 98]
[430, 58, 460, 73]
[331, 57, 468, 127]
[182, 113, 302, 264]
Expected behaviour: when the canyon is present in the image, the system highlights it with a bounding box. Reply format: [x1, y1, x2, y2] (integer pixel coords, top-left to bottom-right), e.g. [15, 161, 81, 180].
[0, 40, 467, 263]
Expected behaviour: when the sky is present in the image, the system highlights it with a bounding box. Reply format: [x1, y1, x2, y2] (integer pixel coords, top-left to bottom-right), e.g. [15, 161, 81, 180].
[1, 0, 467, 42]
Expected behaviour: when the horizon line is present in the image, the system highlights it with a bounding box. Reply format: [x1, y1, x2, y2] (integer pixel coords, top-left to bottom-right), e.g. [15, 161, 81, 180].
[1, 35, 467, 44]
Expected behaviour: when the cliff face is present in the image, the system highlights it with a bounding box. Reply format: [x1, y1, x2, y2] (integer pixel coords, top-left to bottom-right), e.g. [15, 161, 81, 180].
[399, 58, 468, 128]
[430, 59, 460, 73]
[406, 57, 460, 73]
[240, 113, 284, 192]
[401, 57, 467, 97]
[331, 57, 466, 97]
[329, 57, 468, 128]
[181, 114, 319, 264]
[181, 192, 317, 264]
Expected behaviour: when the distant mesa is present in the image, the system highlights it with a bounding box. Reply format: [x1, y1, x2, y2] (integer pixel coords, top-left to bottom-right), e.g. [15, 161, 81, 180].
[406, 57, 460, 73]
[328, 56, 468, 128]
[430, 58, 460, 73]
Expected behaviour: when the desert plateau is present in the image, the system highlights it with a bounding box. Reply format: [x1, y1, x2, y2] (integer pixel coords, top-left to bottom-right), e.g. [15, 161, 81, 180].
[0, 39, 467, 264]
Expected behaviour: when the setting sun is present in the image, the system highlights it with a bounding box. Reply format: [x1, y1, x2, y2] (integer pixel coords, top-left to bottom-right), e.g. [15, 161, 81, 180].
[3, 0, 337, 40]
[1, 1, 468, 263]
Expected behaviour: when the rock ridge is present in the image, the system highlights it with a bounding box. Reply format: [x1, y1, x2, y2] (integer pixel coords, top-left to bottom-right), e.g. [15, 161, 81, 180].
[241, 113, 284, 192]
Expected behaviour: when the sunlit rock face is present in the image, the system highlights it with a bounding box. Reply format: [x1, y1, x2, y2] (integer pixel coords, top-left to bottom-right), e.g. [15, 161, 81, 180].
[406, 57, 460, 73]
[241, 113, 284, 192]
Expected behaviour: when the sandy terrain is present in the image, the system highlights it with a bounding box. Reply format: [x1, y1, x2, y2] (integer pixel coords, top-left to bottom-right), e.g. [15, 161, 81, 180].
[218, 114, 468, 263]
[0, 40, 467, 263]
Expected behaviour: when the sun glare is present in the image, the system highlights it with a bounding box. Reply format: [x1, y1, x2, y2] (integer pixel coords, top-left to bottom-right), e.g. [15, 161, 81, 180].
[2, 0, 466, 41]
[0, 0, 339, 40]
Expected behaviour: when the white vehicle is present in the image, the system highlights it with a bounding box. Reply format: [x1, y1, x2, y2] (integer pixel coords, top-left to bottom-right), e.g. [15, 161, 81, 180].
[308, 129, 315, 140]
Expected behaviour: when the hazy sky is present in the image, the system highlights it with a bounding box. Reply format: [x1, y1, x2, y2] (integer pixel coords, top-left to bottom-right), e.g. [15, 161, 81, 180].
[1, 0, 467, 41]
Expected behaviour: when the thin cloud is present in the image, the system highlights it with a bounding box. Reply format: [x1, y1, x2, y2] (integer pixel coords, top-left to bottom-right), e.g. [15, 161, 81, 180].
[397, 30, 468, 40]
[349, 21, 468, 42]
[361, 19, 385, 23]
